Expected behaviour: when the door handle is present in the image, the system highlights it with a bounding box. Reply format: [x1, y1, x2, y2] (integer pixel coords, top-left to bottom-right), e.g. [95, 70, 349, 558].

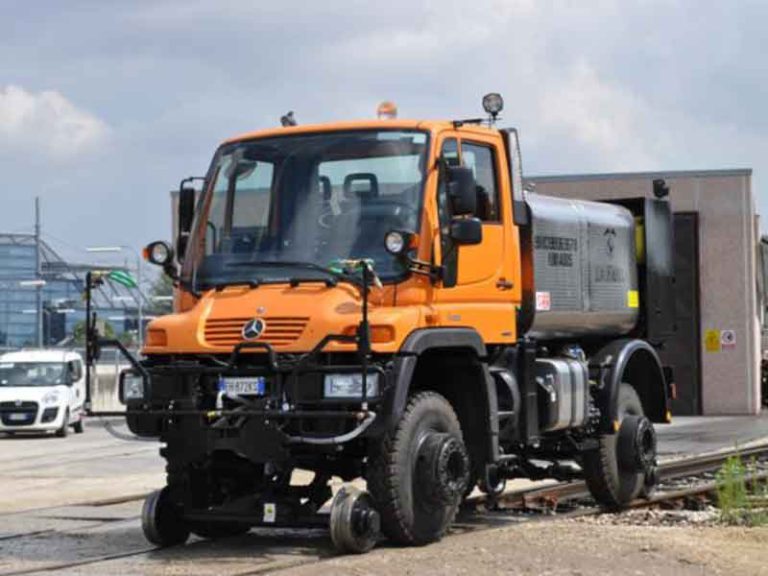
[496, 278, 514, 290]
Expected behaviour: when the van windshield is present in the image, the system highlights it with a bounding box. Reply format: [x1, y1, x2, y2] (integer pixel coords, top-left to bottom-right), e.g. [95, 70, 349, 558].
[181, 130, 429, 291]
[0, 362, 67, 387]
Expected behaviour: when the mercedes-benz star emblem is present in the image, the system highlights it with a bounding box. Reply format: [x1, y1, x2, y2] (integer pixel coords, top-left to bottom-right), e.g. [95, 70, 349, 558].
[242, 318, 267, 340]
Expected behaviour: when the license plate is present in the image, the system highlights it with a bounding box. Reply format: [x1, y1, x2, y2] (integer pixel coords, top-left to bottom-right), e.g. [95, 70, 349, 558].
[9, 413, 28, 421]
[219, 376, 266, 396]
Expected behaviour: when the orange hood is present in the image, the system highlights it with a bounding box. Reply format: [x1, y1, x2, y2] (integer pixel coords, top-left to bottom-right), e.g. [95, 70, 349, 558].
[144, 283, 424, 355]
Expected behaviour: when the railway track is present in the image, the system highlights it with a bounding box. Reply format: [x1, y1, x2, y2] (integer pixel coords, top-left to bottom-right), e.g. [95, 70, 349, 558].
[469, 442, 768, 513]
[2, 443, 768, 576]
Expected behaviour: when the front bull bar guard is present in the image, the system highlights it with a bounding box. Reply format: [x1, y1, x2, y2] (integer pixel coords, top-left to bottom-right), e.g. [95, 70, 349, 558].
[82, 272, 379, 446]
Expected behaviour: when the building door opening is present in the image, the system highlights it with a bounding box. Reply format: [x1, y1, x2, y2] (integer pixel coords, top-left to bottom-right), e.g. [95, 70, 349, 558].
[664, 212, 702, 415]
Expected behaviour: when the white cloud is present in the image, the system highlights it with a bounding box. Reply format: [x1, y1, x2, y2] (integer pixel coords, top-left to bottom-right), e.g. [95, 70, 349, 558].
[0, 85, 109, 159]
[536, 61, 661, 169]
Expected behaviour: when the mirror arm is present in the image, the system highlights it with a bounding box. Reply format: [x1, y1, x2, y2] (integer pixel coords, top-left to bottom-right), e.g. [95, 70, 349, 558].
[162, 262, 179, 282]
[406, 257, 442, 282]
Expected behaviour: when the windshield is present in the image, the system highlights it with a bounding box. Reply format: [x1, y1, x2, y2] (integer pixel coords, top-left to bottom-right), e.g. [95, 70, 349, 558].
[182, 130, 428, 291]
[0, 362, 67, 387]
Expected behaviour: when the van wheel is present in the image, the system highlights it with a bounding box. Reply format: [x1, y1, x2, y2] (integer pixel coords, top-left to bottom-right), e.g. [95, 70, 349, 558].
[56, 410, 69, 438]
[73, 418, 84, 434]
[582, 384, 656, 509]
[367, 391, 470, 545]
[142, 487, 190, 547]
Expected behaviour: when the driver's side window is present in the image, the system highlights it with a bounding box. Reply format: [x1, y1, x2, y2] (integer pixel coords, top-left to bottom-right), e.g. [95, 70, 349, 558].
[461, 142, 499, 222]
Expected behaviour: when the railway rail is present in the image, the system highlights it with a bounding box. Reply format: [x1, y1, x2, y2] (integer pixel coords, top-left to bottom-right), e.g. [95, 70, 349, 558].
[2, 443, 768, 576]
[470, 442, 768, 513]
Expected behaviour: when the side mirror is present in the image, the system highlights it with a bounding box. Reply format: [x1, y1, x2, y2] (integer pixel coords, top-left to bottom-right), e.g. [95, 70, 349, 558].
[177, 185, 196, 260]
[447, 166, 477, 216]
[118, 369, 151, 404]
[450, 217, 483, 246]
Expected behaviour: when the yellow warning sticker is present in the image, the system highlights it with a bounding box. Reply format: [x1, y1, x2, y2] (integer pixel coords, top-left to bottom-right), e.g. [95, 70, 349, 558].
[627, 290, 639, 308]
[705, 329, 720, 353]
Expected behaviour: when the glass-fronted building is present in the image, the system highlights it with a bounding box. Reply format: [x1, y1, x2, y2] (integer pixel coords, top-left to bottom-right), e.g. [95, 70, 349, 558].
[0, 234, 146, 350]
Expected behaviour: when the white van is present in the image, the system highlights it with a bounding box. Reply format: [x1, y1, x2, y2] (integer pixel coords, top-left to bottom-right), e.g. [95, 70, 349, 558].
[0, 350, 86, 437]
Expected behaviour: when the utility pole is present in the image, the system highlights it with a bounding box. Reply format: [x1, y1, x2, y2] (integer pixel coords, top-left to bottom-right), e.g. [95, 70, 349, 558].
[35, 197, 43, 348]
[137, 253, 143, 349]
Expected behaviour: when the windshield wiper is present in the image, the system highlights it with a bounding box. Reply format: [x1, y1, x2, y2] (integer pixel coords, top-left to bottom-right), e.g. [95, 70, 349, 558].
[225, 260, 361, 287]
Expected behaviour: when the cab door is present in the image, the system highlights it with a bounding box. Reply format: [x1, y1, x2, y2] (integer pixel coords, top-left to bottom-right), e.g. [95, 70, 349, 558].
[433, 132, 518, 344]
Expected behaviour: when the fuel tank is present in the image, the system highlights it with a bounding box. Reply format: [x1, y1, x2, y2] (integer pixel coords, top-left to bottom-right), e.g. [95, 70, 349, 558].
[521, 194, 639, 339]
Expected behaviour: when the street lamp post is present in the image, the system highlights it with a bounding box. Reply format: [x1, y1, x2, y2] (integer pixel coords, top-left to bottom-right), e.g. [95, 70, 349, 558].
[18, 279, 47, 347]
[86, 246, 144, 348]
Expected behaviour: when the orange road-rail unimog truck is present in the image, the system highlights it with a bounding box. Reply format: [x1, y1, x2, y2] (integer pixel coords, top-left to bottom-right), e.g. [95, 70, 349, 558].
[84, 95, 675, 553]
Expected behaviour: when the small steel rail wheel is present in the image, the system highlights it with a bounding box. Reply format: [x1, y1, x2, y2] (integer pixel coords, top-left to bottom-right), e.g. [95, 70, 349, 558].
[142, 487, 190, 547]
[582, 383, 655, 509]
[330, 485, 380, 554]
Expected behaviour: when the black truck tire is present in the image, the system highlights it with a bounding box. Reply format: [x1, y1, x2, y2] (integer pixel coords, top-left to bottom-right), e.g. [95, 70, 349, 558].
[367, 391, 469, 546]
[582, 383, 646, 509]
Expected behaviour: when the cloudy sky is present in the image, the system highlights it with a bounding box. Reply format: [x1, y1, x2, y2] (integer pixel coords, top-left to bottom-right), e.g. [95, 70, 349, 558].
[1, 0, 766, 262]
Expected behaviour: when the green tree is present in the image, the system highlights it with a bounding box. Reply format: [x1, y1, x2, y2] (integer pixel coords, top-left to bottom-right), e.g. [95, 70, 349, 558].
[72, 319, 115, 345]
[147, 272, 174, 315]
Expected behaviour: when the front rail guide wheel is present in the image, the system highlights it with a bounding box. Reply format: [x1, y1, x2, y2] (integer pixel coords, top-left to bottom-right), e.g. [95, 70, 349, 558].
[141, 486, 190, 547]
[330, 485, 380, 554]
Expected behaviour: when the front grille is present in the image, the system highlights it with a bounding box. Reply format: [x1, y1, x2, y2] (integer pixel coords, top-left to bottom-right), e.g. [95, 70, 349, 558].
[0, 401, 38, 426]
[205, 316, 309, 348]
[0, 401, 37, 410]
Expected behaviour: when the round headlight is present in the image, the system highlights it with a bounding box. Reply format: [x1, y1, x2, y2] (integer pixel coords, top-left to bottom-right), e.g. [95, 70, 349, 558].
[482, 92, 504, 117]
[384, 231, 406, 255]
[144, 241, 173, 266]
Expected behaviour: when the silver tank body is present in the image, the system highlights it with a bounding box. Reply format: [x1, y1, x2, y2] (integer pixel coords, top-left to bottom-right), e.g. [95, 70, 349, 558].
[525, 194, 639, 339]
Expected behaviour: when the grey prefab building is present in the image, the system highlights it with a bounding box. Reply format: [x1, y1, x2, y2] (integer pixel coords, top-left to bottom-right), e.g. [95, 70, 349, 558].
[529, 169, 758, 416]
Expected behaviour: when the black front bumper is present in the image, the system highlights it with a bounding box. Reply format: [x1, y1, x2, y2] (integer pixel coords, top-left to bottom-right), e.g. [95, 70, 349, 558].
[125, 351, 389, 466]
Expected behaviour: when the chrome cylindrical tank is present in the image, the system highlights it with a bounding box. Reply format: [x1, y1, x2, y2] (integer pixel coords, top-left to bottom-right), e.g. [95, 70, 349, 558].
[523, 194, 639, 339]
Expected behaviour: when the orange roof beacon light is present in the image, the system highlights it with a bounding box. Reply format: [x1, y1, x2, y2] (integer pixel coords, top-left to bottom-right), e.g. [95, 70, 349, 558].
[376, 101, 398, 120]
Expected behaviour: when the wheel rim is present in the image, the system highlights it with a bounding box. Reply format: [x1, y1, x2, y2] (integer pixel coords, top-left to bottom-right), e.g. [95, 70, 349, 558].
[415, 432, 470, 505]
[612, 391, 648, 502]
[618, 416, 657, 473]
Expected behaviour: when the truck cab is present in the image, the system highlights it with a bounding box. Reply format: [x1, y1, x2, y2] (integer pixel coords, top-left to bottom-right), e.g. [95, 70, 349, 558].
[0, 350, 86, 437]
[89, 97, 673, 553]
